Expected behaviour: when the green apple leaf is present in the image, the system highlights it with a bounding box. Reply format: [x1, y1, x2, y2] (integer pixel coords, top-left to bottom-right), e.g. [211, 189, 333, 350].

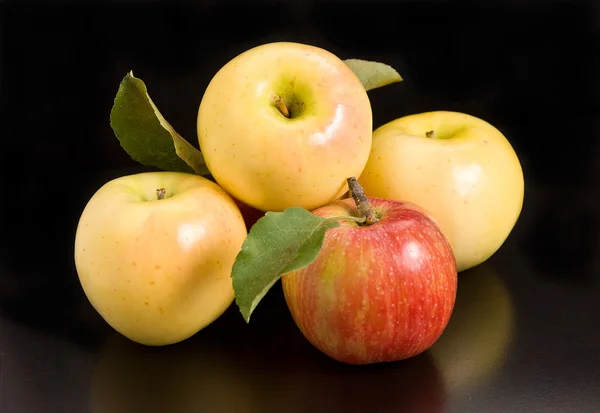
[231, 207, 341, 323]
[110, 71, 210, 175]
[343, 59, 403, 91]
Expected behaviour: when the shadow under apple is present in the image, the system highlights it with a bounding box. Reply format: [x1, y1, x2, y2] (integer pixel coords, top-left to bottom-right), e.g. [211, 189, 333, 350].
[429, 262, 515, 401]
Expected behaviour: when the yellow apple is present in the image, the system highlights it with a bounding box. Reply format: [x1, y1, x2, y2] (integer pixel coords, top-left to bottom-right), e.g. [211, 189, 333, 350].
[429, 263, 514, 400]
[74, 171, 247, 346]
[197, 41, 373, 212]
[358, 111, 524, 271]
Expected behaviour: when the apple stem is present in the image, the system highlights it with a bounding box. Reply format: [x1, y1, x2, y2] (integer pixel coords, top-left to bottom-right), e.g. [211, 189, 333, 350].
[156, 188, 166, 200]
[273, 95, 290, 118]
[426, 130, 435, 138]
[346, 177, 379, 225]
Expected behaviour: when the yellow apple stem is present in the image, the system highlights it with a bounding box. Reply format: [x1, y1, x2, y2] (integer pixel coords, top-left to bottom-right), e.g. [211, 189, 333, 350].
[425, 130, 435, 138]
[346, 177, 379, 225]
[273, 95, 290, 118]
[156, 188, 166, 200]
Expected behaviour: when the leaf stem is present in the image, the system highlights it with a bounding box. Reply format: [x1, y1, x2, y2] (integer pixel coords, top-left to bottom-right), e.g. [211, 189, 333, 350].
[273, 95, 290, 118]
[156, 188, 166, 200]
[346, 177, 379, 225]
[327, 215, 367, 225]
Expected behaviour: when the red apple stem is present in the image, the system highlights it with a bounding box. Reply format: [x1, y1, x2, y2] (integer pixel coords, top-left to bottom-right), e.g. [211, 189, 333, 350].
[156, 188, 166, 200]
[346, 177, 379, 225]
[273, 95, 290, 118]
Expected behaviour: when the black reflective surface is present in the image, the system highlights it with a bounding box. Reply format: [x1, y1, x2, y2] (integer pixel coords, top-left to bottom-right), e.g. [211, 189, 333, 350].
[1, 1, 600, 412]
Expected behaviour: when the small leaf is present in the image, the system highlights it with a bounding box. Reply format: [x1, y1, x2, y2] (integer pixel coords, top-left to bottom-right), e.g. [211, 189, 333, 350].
[110, 71, 210, 175]
[344, 59, 403, 91]
[231, 207, 341, 323]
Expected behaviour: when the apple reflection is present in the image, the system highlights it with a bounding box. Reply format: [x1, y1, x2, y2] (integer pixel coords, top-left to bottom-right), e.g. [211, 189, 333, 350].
[235, 296, 447, 413]
[429, 263, 515, 400]
[90, 286, 447, 413]
[89, 330, 261, 413]
[89, 262, 512, 413]
[250, 350, 447, 413]
[240, 288, 447, 413]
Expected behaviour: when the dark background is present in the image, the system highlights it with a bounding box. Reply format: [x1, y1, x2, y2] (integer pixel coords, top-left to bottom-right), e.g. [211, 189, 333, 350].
[1, 0, 599, 412]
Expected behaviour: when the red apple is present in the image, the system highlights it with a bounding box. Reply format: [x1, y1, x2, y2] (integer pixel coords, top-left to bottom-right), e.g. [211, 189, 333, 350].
[281, 179, 458, 365]
[233, 198, 266, 230]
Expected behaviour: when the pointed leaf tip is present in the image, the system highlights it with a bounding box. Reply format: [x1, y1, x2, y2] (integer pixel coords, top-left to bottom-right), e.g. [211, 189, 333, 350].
[110, 72, 210, 175]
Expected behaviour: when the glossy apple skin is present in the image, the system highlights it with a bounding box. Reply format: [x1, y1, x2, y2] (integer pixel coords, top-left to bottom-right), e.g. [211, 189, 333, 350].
[281, 197, 458, 365]
[197, 41, 373, 212]
[358, 111, 525, 272]
[74, 172, 247, 346]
